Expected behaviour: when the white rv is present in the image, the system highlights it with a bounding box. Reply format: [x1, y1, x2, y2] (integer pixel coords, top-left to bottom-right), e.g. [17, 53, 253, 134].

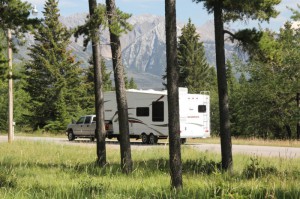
[104, 87, 210, 144]
[66, 87, 210, 144]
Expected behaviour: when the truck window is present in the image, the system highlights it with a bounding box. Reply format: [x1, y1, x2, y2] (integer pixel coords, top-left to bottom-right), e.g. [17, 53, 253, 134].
[136, 107, 149, 117]
[152, 101, 164, 122]
[198, 105, 206, 113]
[92, 117, 96, 123]
[76, 117, 85, 124]
[85, 116, 92, 124]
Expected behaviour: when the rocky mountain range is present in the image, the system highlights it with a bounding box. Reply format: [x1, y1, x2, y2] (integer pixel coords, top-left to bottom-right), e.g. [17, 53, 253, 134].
[18, 13, 237, 89]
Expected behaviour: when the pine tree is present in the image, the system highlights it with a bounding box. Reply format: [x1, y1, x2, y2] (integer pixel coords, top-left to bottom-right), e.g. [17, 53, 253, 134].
[0, 0, 39, 35]
[0, 30, 7, 80]
[24, 0, 83, 131]
[193, 0, 280, 171]
[178, 18, 211, 93]
[82, 57, 112, 114]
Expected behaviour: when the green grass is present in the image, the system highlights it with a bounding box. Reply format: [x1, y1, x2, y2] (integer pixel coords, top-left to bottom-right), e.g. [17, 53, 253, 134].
[189, 137, 300, 147]
[0, 141, 299, 198]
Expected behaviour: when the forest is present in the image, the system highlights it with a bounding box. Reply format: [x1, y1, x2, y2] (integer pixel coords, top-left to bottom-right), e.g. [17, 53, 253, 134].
[0, 0, 299, 192]
[0, 0, 298, 139]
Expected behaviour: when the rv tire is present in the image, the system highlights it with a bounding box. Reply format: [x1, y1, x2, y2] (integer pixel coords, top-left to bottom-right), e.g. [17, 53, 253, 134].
[141, 133, 149, 144]
[180, 138, 187, 144]
[149, 134, 158, 144]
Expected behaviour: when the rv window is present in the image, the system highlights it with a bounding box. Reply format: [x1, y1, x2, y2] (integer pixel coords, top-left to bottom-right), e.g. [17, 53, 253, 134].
[152, 101, 164, 122]
[198, 105, 206, 113]
[136, 107, 149, 117]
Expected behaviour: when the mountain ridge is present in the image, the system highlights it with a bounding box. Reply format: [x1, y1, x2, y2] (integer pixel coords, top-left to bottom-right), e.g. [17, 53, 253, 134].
[18, 13, 235, 89]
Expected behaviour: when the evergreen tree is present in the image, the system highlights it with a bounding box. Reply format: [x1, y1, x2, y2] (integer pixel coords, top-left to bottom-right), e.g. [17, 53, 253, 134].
[124, 75, 137, 89]
[82, 57, 112, 114]
[127, 77, 137, 89]
[193, 0, 280, 171]
[0, 30, 8, 79]
[24, 0, 83, 131]
[177, 19, 211, 93]
[234, 23, 300, 139]
[0, 0, 39, 35]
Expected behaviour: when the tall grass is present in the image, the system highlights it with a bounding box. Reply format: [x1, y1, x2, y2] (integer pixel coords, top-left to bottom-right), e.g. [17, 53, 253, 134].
[190, 137, 300, 147]
[0, 140, 299, 198]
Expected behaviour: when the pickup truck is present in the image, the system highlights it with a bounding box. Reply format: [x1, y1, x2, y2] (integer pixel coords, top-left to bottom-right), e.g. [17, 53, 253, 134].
[66, 115, 112, 141]
[66, 115, 96, 141]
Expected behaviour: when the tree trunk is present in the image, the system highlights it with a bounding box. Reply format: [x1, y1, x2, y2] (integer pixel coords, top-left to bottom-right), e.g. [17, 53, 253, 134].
[213, 1, 233, 171]
[165, 0, 183, 189]
[106, 0, 133, 174]
[285, 124, 292, 140]
[88, 0, 106, 166]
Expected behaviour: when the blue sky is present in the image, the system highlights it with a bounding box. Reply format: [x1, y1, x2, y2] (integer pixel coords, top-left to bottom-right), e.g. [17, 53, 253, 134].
[25, 0, 299, 31]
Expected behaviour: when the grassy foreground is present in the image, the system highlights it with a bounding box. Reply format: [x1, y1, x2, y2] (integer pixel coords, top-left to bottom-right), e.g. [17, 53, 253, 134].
[0, 141, 299, 198]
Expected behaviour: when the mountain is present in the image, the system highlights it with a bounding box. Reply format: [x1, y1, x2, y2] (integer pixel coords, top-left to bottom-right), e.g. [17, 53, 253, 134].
[17, 13, 236, 89]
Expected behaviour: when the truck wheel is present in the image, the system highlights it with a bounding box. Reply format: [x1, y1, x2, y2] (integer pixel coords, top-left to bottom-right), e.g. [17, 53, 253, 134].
[148, 134, 158, 144]
[68, 131, 75, 141]
[141, 133, 149, 144]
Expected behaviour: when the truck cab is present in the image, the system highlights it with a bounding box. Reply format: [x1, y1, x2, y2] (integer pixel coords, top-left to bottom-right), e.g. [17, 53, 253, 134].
[66, 115, 96, 141]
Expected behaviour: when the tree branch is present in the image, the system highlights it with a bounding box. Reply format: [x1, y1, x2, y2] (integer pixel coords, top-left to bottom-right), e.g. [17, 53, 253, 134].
[223, 29, 238, 43]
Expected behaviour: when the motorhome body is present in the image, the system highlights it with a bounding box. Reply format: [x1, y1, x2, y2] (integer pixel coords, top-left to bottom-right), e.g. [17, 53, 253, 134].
[104, 87, 210, 144]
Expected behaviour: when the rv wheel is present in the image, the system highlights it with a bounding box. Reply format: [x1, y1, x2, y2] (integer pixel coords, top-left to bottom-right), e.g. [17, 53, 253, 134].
[141, 133, 149, 144]
[180, 138, 187, 144]
[149, 134, 158, 144]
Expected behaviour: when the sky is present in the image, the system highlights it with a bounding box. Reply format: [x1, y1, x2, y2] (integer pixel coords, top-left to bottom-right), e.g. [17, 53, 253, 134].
[24, 0, 299, 31]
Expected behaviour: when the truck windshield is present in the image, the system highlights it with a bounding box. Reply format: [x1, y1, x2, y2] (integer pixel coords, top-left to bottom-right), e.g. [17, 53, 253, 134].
[76, 117, 85, 124]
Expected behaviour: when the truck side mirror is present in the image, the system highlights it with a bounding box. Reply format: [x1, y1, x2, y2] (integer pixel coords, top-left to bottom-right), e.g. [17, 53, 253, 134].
[72, 119, 76, 124]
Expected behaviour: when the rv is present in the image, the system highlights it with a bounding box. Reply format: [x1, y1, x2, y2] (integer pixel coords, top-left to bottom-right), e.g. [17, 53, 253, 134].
[66, 87, 210, 144]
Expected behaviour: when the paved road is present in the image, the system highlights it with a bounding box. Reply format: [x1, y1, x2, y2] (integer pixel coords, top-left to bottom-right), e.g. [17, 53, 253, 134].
[1, 135, 299, 158]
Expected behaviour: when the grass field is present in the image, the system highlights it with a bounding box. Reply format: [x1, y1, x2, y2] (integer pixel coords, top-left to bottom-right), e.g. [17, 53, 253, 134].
[190, 137, 300, 148]
[0, 140, 299, 198]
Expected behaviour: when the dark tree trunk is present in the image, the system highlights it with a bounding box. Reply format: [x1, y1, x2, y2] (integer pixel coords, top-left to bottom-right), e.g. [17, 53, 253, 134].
[213, 1, 233, 171]
[285, 124, 292, 140]
[165, 0, 183, 189]
[88, 0, 106, 166]
[106, 0, 133, 174]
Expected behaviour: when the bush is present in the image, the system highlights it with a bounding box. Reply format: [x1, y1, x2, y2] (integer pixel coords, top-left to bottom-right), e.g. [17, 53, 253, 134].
[242, 157, 278, 179]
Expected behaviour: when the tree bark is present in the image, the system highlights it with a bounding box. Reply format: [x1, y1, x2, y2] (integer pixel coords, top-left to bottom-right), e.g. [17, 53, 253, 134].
[88, 0, 106, 166]
[106, 0, 133, 174]
[213, 0, 233, 171]
[165, 0, 183, 189]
